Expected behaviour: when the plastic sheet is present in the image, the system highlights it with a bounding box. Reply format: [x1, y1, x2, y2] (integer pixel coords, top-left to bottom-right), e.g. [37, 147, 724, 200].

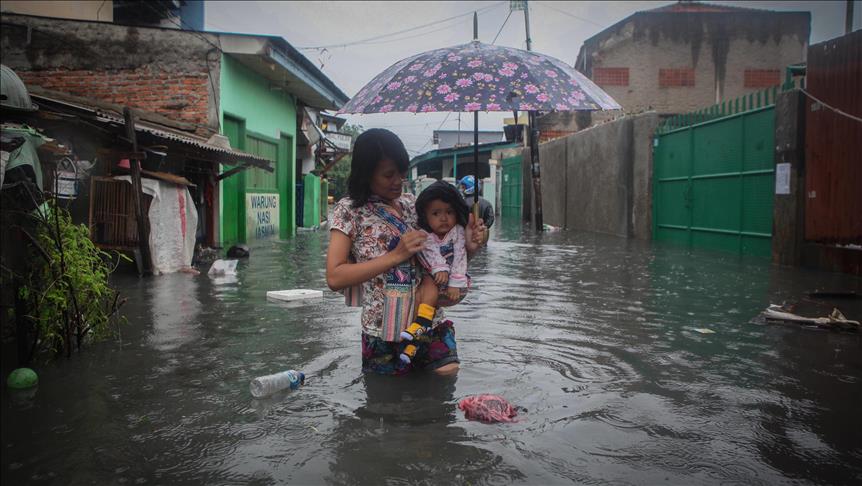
[116, 176, 197, 275]
[458, 394, 519, 423]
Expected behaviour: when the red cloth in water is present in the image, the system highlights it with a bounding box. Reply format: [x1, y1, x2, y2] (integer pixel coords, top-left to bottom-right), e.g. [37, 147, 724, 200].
[458, 394, 518, 423]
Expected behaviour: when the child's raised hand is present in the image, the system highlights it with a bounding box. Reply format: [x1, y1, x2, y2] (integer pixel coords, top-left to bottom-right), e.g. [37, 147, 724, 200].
[434, 271, 449, 285]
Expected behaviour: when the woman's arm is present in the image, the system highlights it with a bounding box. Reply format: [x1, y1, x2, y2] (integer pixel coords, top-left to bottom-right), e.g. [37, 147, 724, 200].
[325, 230, 427, 291]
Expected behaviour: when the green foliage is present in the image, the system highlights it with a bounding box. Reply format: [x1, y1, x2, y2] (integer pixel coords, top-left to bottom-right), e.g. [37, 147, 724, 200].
[327, 124, 364, 200]
[19, 200, 126, 359]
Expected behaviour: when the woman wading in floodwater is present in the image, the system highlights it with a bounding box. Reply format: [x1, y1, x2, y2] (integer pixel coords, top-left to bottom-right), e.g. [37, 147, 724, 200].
[326, 128, 487, 376]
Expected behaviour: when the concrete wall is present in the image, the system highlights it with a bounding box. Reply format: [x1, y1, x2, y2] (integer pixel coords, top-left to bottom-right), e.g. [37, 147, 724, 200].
[574, 11, 809, 120]
[1, 1, 113, 22]
[0, 13, 219, 133]
[539, 112, 659, 239]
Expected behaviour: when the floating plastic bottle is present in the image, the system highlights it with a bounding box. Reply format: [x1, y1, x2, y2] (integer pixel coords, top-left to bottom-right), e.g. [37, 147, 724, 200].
[249, 369, 305, 398]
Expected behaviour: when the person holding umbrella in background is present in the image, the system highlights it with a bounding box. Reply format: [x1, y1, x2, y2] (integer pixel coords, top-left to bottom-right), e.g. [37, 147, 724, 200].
[457, 175, 494, 229]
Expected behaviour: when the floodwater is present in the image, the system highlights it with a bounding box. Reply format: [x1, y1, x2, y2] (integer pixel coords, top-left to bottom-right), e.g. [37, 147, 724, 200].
[3, 219, 861, 485]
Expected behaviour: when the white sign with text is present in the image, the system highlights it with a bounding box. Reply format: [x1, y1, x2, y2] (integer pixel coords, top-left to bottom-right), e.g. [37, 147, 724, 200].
[246, 193, 279, 239]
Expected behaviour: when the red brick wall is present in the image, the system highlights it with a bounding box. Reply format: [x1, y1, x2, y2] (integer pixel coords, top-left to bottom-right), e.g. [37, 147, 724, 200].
[659, 68, 695, 87]
[17, 66, 211, 128]
[539, 129, 578, 142]
[744, 69, 781, 88]
[593, 67, 629, 86]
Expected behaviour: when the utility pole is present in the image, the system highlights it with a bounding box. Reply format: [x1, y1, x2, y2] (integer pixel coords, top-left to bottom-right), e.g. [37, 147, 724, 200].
[847, 0, 855, 34]
[521, 0, 543, 231]
[123, 107, 152, 276]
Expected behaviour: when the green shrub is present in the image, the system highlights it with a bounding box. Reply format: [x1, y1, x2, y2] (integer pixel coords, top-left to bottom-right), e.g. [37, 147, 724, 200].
[19, 200, 126, 359]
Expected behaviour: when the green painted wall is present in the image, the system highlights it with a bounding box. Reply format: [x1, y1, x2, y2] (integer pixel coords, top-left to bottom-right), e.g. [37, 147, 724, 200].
[303, 173, 321, 228]
[219, 55, 297, 245]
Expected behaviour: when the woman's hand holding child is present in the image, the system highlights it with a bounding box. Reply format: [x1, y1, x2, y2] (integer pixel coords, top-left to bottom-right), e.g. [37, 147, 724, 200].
[394, 230, 427, 262]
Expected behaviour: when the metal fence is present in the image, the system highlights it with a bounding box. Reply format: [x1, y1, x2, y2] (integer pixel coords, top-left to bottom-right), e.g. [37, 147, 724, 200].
[653, 85, 780, 256]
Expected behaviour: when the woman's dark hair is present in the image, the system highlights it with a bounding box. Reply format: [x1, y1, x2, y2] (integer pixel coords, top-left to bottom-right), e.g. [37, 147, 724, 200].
[347, 128, 409, 207]
[416, 181, 470, 232]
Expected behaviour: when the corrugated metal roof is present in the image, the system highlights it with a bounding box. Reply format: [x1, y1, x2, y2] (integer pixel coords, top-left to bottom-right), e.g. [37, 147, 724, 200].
[92, 108, 273, 168]
[29, 92, 273, 170]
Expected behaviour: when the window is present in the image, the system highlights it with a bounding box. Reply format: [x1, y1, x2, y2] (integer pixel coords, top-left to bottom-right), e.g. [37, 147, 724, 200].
[593, 67, 629, 86]
[744, 69, 781, 88]
[659, 68, 695, 87]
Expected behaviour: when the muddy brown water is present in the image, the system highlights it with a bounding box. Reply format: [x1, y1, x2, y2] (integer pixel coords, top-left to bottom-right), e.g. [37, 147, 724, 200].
[3, 219, 861, 485]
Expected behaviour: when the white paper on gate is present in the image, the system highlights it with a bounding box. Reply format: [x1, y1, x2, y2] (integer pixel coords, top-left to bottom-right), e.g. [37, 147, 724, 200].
[266, 289, 324, 302]
[208, 259, 238, 276]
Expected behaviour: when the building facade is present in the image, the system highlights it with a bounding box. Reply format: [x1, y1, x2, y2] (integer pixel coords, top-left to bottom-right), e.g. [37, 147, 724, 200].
[0, 8, 348, 246]
[573, 1, 810, 120]
[433, 130, 504, 150]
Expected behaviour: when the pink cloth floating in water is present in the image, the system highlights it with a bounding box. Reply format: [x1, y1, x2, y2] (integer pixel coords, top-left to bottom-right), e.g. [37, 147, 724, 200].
[458, 394, 518, 423]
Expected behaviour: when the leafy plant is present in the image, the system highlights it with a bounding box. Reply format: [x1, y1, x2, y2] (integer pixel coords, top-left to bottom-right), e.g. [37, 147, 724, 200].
[18, 199, 126, 360]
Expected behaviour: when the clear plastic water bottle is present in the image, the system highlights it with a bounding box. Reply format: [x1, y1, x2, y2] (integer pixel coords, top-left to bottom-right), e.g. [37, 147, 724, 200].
[249, 369, 305, 398]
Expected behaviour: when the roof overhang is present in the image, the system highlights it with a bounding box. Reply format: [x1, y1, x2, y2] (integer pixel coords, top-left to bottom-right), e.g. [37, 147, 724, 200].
[28, 88, 273, 171]
[218, 34, 349, 111]
[409, 141, 519, 169]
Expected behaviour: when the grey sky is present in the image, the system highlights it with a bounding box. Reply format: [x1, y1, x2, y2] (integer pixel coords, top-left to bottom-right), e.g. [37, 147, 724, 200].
[206, 1, 859, 157]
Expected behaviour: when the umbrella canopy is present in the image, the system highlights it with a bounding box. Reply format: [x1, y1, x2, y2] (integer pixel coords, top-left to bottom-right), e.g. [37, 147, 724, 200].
[338, 40, 620, 115]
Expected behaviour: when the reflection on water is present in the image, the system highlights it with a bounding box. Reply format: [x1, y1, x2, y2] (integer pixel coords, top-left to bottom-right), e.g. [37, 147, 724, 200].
[2, 220, 860, 485]
[149, 274, 202, 351]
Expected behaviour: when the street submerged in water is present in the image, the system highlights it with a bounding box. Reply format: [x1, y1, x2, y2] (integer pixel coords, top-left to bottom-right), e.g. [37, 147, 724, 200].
[3, 222, 861, 485]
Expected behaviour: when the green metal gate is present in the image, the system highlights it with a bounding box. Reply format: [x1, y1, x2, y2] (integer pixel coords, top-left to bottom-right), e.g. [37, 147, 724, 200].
[501, 154, 523, 219]
[653, 87, 778, 256]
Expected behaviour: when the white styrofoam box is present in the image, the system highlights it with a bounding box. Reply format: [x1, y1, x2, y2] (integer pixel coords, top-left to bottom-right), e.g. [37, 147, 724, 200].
[266, 289, 324, 302]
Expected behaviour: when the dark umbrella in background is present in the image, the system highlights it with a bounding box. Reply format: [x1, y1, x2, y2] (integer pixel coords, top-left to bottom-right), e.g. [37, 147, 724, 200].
[339, 13, 620, 228]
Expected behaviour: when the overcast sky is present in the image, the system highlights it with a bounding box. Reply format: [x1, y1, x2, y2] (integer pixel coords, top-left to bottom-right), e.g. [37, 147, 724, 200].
[206, 1, 860, 156]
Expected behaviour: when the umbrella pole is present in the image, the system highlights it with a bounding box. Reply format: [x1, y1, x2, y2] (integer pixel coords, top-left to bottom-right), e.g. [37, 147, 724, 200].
[473, 111, 480, 221]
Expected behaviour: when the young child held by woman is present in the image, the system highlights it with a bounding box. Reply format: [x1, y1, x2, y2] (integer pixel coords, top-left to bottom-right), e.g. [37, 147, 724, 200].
[400, 181, 471, 364]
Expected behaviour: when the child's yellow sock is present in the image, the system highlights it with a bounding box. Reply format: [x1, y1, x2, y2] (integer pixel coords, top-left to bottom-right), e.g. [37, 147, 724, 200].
[401, 303, 436, 341]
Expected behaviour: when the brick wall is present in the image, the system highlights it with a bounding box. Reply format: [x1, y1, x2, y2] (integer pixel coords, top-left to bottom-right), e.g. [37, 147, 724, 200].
[1, 14, 220, 133]
[593, 67, 629, 86]
[17, 67, 211, 127]
[744, 69, 781, 88]
[576, 12, 809, 118]
[659, 68, 696, 87]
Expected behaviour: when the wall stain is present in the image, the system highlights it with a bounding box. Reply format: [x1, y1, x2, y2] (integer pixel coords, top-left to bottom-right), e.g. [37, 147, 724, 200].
[578, 11, 809, 79]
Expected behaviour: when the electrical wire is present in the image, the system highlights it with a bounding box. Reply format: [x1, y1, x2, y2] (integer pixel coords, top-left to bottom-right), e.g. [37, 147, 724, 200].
[297, 1, 506, 50]
[360, 18, 475, 46]
[534, 1, 604, 28]
[492, 9, 513, 45]
[413, 112, 453, 154]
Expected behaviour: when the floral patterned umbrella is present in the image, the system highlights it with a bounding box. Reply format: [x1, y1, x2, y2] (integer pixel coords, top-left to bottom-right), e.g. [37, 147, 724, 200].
[338, 40, 620, 114]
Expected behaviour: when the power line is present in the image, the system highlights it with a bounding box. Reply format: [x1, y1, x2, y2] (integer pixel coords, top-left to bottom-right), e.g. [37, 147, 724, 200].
[361, 18, 474, 47]
[414, 112, 452, 154]
[141, 2, 224, 53]
[298, 1, 506, 50]
[534, 1, 604, 28]
[492, 9, 513, 44]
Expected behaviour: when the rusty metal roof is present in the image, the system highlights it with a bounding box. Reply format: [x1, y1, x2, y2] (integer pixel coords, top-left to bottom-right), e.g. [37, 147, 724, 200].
[28, 90, 273, 170]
